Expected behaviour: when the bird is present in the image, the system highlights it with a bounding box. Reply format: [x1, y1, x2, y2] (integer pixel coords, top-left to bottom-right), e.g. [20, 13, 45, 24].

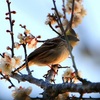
[15, 28, 79, 72]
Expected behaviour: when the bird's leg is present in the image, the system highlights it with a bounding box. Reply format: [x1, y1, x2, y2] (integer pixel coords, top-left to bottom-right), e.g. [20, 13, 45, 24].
[43, 64, 59, 83]
[48, 64, 59, 75]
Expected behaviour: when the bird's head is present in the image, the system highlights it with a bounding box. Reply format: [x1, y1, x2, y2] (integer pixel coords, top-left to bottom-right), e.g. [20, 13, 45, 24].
[66, 28, 79, 48]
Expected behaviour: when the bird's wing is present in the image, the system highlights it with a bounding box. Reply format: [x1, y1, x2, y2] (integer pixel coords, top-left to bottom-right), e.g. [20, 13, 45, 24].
[27, 37, 61, 62]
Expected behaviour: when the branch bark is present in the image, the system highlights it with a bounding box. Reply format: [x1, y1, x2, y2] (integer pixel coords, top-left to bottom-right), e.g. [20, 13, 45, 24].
[11, 73, 100, 99]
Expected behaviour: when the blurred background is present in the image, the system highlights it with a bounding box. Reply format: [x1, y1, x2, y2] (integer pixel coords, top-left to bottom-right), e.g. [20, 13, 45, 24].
[0, 0, 100, 99]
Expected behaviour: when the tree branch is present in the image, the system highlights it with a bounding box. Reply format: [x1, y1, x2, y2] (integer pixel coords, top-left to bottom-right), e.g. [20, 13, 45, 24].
[11, 73, 100, 99]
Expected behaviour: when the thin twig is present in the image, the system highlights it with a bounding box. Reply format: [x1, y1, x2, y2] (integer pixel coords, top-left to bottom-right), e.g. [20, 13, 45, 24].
[37, 40, 46, 42]
[6, 0, 15, 57]
[64, 0, 89, 83]
[61, 0, 78, 74]
[65, 0, 75, 32]
[58, 66, 70, 69]
[0, 53, 4, 57]
[22, 44, 31, 75]
[62, 0, 66, 19]
[52, 0, 65, 36]
[52, 0, 83, 82]
[0, 72, 15, 88]
[69, 0, 74, 28]
[49, 23, 62, 36]
[66, 0, 78, 77]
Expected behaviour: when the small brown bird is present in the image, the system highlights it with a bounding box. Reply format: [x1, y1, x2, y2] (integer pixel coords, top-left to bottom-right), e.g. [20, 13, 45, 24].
[17, 28, 79, 71]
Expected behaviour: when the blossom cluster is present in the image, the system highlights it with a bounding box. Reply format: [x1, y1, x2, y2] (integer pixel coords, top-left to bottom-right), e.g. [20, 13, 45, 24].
[0, 52, 22, 75]
[62, 68, 82, 83]
[0, 28, 41, 75]
[14, 29, 39, 49]
[66, 0, 86, 27]
[45, 0, 86, 28]
[12, 86, 32, 100]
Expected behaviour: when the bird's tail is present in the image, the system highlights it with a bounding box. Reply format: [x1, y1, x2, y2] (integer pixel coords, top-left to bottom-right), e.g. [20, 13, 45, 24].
[14, 63, 26, 73]
[13, 61, 34, 73]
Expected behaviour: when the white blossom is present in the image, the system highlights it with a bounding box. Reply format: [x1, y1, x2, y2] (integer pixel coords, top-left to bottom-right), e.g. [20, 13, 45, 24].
[12, 86, 32, 100]
[0, 53, 22, 75]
